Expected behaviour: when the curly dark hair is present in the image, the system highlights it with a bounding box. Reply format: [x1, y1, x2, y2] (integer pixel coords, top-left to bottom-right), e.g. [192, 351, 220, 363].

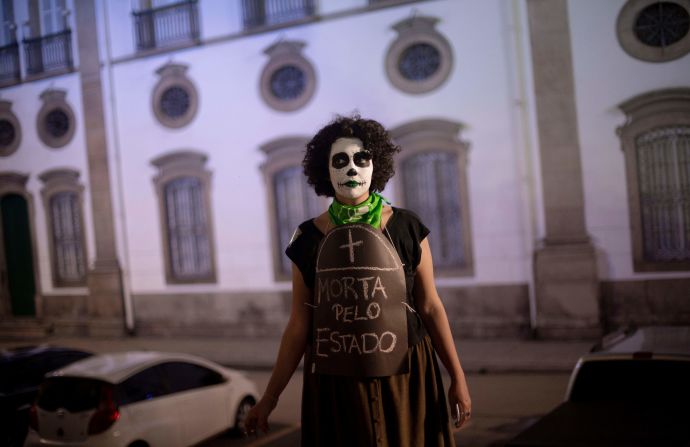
[303, 115, 400, 197]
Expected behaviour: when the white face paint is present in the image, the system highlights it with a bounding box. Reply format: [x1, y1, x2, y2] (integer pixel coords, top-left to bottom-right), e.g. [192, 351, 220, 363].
[329, 137, 373, 201]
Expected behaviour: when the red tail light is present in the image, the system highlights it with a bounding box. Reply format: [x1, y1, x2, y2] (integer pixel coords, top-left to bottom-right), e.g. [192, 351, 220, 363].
[29, 403, 39, 431]
[88, 385, 120, 435]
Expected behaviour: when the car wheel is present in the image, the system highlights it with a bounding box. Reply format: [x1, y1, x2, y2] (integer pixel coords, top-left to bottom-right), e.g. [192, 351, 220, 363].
[234, 397, 255, 433]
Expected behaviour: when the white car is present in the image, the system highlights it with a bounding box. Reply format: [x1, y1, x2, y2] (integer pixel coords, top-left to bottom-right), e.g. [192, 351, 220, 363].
[24, 351, 259, 447]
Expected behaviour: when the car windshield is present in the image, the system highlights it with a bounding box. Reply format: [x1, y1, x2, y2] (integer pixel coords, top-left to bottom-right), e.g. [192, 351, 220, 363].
[37, 377, 107, 412]
[570, 359, 690, 402]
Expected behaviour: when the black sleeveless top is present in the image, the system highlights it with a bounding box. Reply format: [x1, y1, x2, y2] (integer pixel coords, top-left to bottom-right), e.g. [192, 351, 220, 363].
[285, 207, 430, 346]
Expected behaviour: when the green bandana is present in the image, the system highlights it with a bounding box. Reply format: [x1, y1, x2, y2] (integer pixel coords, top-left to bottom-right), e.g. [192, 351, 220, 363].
[328, 193, 389, 228]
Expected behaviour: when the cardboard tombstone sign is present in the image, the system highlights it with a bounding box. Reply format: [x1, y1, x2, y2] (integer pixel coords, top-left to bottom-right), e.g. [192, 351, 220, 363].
[312, 223, 409, 377]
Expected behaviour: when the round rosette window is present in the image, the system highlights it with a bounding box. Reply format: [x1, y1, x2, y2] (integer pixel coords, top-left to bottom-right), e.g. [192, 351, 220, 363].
[260, 41, 316, 113]
[36, 90, 76, 149]
[152, 63, 199, 129]
[386, 17, 453, 95]
[0, 101, 21, 157]
[617, 0, 690, 62]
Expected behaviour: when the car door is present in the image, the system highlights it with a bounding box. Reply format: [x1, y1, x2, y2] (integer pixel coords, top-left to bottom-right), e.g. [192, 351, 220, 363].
[158, 362, 228, 445]
[118, 365, 183, 447]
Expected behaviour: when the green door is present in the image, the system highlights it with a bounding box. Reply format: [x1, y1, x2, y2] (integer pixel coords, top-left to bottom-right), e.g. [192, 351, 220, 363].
[1, 194, 37, 316]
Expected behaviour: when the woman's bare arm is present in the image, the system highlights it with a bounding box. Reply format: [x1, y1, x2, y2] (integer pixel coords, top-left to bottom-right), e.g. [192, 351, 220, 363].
[244, 264, 311, 434]
[414, 237, 472, 427]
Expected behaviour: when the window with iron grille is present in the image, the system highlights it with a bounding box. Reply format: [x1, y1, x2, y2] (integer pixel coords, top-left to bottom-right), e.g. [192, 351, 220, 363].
[260, 136, 324, 281]
[242, 0, 315, 29]
[618, 88, 690, 272]
[164, 176, 213, 281]
[22, 0, 73, 76]
[635, 126, 690, 262]
[39, 168, 87, 287]
[274, 166, 322, 275]
[133, 0, 200, 51]
[50, 191, 86, 285]
[402, 152, 465, 269]
[0, 0, 19, 85]
[152, 150, 216, 283]
[392, 119, 473, 276]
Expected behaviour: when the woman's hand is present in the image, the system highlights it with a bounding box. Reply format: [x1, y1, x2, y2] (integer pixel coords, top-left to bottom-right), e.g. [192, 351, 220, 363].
[243, 396, 277, 436]
[448, 376, 472, 429]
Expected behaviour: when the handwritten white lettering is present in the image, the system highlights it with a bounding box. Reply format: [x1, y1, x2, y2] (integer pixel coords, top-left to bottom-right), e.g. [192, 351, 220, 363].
[318, 276, 386, 303]
[315, 328, 398, 356]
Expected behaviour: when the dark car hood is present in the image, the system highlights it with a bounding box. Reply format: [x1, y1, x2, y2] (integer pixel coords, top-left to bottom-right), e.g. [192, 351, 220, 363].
[505, 400, 690, 447]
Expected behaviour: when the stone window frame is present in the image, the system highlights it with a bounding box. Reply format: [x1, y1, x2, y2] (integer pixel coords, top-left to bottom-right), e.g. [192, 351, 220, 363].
[0, 100, 22, 157]
[39, 168, 89, 288]
[617, 87, 690, 272]
[260, 136, 328, 281]
[390, 119, 474, 277]
[36, 89, 76, 149]
[151, 150, 217, 284]
[385, 15, 453, 95]
[0, 172, 43, 318]
[259, 40, 317, 113]
[151, 62, 199, 129]
[617, 0, 690, 62]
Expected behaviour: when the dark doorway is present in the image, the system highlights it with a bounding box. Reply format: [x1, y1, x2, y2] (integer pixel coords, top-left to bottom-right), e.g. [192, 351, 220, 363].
[1, 193, 37, 316]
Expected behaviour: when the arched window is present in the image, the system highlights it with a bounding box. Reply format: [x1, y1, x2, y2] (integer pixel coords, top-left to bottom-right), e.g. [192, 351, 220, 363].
[618, 88, 690, 271]
[392, 119, 473, 276]
[152, 151, 216, 283]
[261, 137, 325, 280]
[39, 169, 87, 287]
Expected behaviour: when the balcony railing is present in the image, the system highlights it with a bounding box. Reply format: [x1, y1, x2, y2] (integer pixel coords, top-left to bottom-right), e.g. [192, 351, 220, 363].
[133, 0, 200, 51]
[23, 29, 73, 76]
[242, 0, 315, 29]
[0, 42, 20, 83]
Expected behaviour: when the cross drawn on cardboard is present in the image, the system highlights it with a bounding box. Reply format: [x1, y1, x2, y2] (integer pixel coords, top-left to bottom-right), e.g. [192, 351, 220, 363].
[340, 229, 363, 263]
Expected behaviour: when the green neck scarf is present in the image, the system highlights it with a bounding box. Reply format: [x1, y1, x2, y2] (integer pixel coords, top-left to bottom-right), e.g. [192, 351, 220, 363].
[328, 193, 388, 229]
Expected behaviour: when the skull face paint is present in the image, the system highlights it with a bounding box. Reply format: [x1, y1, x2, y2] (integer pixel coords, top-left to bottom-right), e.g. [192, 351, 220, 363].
[329, 137, 373, 201]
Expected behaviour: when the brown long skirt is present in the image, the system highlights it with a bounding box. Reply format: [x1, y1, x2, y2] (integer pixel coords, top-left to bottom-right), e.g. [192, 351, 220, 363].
[301, 336, 456, 447]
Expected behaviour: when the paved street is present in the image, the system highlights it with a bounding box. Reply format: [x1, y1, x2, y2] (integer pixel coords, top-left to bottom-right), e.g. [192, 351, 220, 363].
[200, 371, 571, 447]
[0, 335, 583, 446]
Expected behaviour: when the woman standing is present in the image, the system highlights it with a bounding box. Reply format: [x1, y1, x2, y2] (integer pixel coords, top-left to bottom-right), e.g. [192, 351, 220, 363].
[245, 115, 471, 446]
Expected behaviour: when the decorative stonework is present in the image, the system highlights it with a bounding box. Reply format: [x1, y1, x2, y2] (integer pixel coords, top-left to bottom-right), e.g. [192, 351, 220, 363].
[39, 168, 88, 287]
[152, 63, 199, 129]
[385, 16, 453, 95]
[617, 0, 690, 62]
[0, 100, 21, 157]
[260, 40, 316, 112]
[36, 89, 76, 149]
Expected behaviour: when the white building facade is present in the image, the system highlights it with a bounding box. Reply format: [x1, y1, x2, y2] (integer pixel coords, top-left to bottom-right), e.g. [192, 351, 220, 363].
[1, 0, 688, 339]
